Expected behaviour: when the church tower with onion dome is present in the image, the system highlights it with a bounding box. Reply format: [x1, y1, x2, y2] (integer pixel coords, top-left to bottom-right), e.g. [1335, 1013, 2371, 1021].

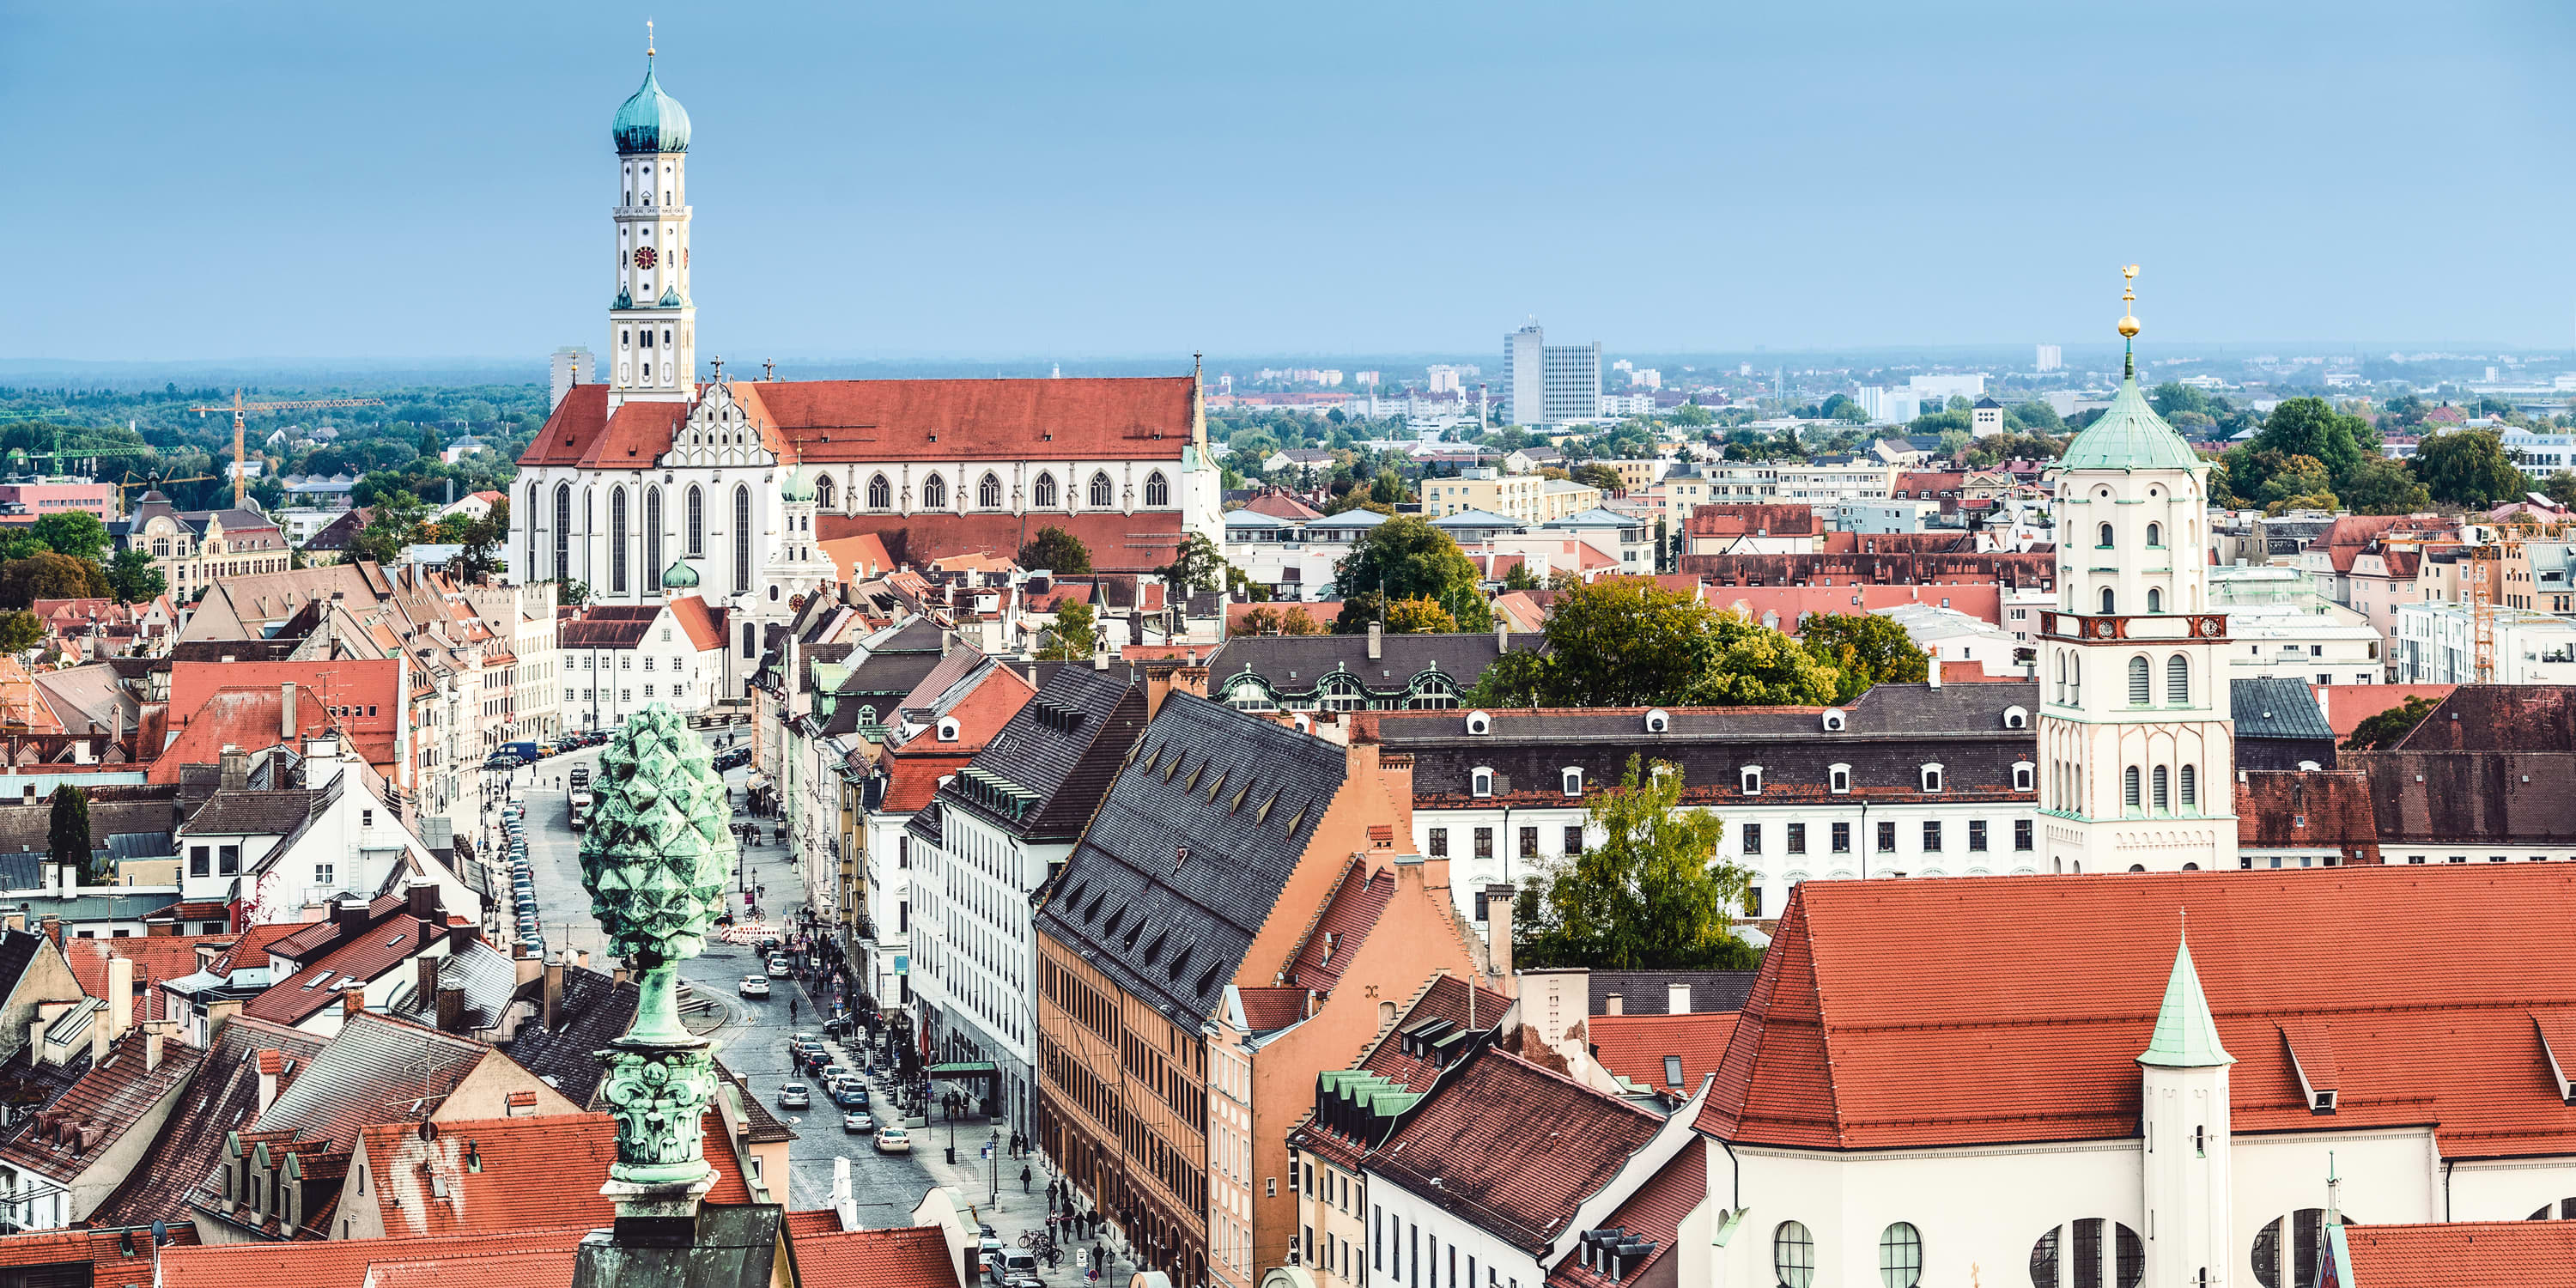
[608, 22, 696, 409]
[2035, 267, 2239, 875]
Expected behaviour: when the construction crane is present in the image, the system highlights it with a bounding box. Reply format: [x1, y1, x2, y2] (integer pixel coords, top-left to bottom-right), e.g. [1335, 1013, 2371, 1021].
[5, 441, 159, 479]
[189, 389, 384, 508]
[112, 471, 217, 516]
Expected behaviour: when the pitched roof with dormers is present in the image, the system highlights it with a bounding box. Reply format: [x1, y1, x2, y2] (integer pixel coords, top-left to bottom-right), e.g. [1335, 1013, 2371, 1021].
[356, 1111, 750, 1239]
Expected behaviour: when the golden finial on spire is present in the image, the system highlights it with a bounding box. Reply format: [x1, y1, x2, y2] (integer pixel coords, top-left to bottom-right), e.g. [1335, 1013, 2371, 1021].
[2117, 264, 2141, 339]
[646, 17, 656, 58]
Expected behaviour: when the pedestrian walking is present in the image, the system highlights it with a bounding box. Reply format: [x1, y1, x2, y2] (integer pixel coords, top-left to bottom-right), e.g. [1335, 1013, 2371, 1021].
[789, 999, 799, 1022]
[1021, 1163, 1032, 1194]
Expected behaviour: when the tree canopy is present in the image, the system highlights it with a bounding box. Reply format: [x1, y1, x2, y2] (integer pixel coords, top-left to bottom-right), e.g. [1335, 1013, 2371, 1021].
[1036, 599, 1099, 660]
[27, 513, 107, 562]
[2342, 694, 2439, 750]
[0, 552, 110, 608]
[1382, 596, 1457, 634]
[1017, 526, 1093, 575]
[48, 785, 96, 884]
[1513, 756, 1759, 972]
[1236, 605, 1325, 636]
[1797, 612, 1932, 704]
[1332, 515, 1491, 634]
[1467, 577, 1838, 709]
[2410, 429, 2530, 507]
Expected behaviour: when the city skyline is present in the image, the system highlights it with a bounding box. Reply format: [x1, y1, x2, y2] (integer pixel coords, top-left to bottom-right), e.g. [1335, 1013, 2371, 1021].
[10, 2, 2576, 363]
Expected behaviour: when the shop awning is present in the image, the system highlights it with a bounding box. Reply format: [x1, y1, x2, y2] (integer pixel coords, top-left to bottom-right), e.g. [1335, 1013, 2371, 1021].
[925, 1062, 999, 1078]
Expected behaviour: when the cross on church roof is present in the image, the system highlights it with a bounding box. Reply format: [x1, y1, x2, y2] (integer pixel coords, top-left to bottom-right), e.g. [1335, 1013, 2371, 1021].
[708, 355, 724, 380]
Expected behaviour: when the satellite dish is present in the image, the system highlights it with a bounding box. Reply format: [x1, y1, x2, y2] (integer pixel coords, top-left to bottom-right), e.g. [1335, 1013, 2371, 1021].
[151, 1219, 167, 1246]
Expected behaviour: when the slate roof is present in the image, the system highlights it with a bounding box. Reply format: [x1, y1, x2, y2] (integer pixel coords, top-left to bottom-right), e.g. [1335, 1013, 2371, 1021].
[496, 964, 637, 1107]
[1036, 693, 1349, 1026]
[1370, 1047, 1664, 1255]
[1209, 630, 1542, 700]
[0, 1030, 207, 1181]
[2230, 677, 2335, 742]
[244, 1012, 489, 1152]
[1587, 971, 1758, 1018]
[939, 665, 1147, 843]
[386, 938, 518, 1033]
[1698, 865, 2576, 1155]
[184, 790, 323, 836]
[89, 1016, 327, 1227]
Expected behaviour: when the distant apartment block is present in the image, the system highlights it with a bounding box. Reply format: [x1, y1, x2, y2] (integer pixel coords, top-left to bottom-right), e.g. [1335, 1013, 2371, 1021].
[1908, 373, 1988, 401]
[2035, 343, 2063, 373]
[1503, 322, 1601, 426]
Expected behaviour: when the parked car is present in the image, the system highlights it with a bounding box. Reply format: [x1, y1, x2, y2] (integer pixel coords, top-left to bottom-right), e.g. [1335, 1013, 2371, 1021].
[739, 977, 771, 999]
[874, 1126, 910, 1153]
[778, 1083, 811, 1110]
[993, 1253, 1042, 1288]
[842, 1111, 876, 1134]
[767, 957, 790, 979]
[831, 1084, 868, 1109]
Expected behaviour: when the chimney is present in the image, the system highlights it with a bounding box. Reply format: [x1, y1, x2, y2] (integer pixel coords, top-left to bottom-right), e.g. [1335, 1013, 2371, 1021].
[219, 747, 248, 792]
[1365, 620, 1384, 662]
[143, 1020, 169, 1073]
[1668, 982, 1692, 1016]
[106, 956, 133, 1040]
[1484, 884, 1516, 985]
[280, 682, 296, 739]
[36, 914, 57, 945]
[1496, 620, 1510, 651]
[416, 954, 440, 1012]
[544, 957, 566, 1032]
[205, 998, 245, 1045]
[1927, 659, 1941, 690]
[256, 1049, 282, 1114]
[435, 984, 465, 1035]
[405, 880, 439, 922]
[340, 987, 365, 1019]
[89, 1003, 110, 1064]
[333, 897, 370, 933]
[1092, 639, 1109, 671]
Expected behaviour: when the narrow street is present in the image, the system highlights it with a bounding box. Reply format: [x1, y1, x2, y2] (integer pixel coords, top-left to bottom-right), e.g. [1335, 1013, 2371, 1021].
[498, 732, 1109, 1275]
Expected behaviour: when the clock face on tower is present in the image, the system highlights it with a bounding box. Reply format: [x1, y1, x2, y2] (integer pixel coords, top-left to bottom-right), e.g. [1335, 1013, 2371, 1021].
[634, 246, 659, 270]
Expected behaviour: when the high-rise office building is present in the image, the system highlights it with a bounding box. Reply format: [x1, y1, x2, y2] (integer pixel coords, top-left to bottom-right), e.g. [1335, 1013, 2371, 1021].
[2036, 343, 2064, 373]
[1501, 322, 1602, 426]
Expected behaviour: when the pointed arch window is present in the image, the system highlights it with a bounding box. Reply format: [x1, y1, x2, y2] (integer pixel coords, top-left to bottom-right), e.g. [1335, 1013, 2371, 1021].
[978, 472, 1003, 508]
[924, 474, 948, 510]
[2128, 656, 2151, 705]
[868, 473, 891, 510]
[1033, 473, 1059, 508]
[685, 485, 704, 556]
[553, 483, 573, 582]
[1090, 472, 1114, 507]
[645, 487, 664, 588]
[2166, 654, 2190, 706]
[1145, 471, 1170, 507]
[815, 474, 836, 511]
[733, 484, 752, 593]
[610, 487, 630, 594]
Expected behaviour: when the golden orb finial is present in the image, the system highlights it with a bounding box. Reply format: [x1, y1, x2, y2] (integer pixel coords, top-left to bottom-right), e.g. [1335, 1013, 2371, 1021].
[2117, 264, 2141, 338]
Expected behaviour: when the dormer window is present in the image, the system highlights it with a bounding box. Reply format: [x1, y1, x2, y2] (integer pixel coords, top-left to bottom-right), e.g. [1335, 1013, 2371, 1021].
[1740, 766, 1763, 795]
[1471, 768, 1493, 799]
[2014, 762, 2034, 792]
[937, 717, 960, 743]
[1562, 768, 1584, 797]
[1829, 764, 1850, 794]
[2002, 705, 2028, 730]
[1820, 709, 1846, 732]
[1921, 764, 1944, 793]
[1466, 710, 1492, 736]
[1643, 708, 1669, 733]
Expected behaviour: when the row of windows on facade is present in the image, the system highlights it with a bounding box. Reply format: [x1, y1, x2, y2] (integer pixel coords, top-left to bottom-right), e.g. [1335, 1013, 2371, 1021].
[1437, 818, 2035, 865]
[2055, 653, 2196, 707]
[1766, 1206, 2378, 1288]
[567, 685, 686, 703]
[1466, 761, 2020, 799]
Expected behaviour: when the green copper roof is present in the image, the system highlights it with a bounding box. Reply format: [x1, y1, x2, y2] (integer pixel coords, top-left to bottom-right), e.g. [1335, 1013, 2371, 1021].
[2137, 934, 2234, 1068]
[780, 465, 817, 502]
[612, 58, 691, 154]
[660, 558, 700, 589]
[2059, 376, 2204, 473]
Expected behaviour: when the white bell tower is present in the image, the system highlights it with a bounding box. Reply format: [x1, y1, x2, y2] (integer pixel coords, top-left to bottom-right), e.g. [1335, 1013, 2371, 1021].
[607, 23, 696, 409]
[2139, 920, 2233, 1288]
[2035, 267, 2238, 875]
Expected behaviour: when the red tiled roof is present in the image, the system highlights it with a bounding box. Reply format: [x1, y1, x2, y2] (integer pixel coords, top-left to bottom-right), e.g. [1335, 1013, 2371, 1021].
[820, 532, 900, 582]
[1698, 866, 2576, 1155]
[0, 1031, 207, 1178]
[1588, 1012, 1739, 1097]
[2334, 1220, 2576, 1288]
[0, 1223, 200, 1286]
[1684, 503, 1817, 538]
[817, 510, 1186, 575]
[789, 1224, 962, 1288]
[668, 594, 727, 651]
[155, 1224, 594, 1288]
[1374, 1049, 1663, 1254]
[1286, 861, 1394, 996]
[517, 385, 690, 469]
[880, 755, 972, 813]
[65, 934, 232, 1023]
[244, 915, 445, 1025]
[1236, 987, 1309, 1033]
[1356, 974, 1512, 1096]
[735, 376, 1195, 463]
[1545, 1141, 1705, 1288]
[359, 1111, 750, 1239]
[1239, 492, 1325, 521]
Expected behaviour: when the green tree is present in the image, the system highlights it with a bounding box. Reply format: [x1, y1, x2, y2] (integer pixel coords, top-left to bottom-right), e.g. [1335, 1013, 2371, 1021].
[2008, 401, 2066, 434]
[1017, 526, 1094, 575]
[1937, 429, 1971, 460]
[1668, 403, 1713, 428]
[104, 549, 167, 605]
[2245, 397, 2377, 483]
[454, 496, 510, 581]
[0, 552, 110, 609]
[1796, 612, 1931, 704]
[1499, 560, 1544, 592]
[2336, 455, 2433, 515]
[27, 512, 107, 561]
[561, 579, 592, 608]
[349, 493, 429, 566]
[2543, 472, 2576, 507]
[1571, 462, 1625, 495]
[418, 422, 441, 459]
[1331, 514, 1491, 634]
[48, 785, 96, 884]
[2258, 454, 2334, 505]
[1237, 605, 1325, 636]
[1383, 596, 1457, 634]
[1467, 578, 1838, 708]
[0, 611, 40, 653]
[2410, 429, 2531, 507]
[1036, 598, 1100, 660]
[1160, 532, 1224, 593]
[2342, 694, 2439, 751]
[1515, 756, 1758, 971]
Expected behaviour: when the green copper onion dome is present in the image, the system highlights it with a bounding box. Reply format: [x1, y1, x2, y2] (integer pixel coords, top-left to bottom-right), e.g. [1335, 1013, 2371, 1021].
[2057, 377, 2205, 473]
[779, 466, 817, 502]
[612, 57, 691, 155]
[661, 558, 701, 589]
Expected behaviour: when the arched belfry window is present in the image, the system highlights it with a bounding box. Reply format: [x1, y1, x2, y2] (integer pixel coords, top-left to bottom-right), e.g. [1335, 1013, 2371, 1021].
[2166, 655, 2190, 706]
[2100, 587, 2116, 615]
[2098, 522, 2115, 548]
[733, 485, 752, 593]
[2146, 522, 2163, 547]
[2128, 657, 2150, 705]
[2148, 588, 2163, 613]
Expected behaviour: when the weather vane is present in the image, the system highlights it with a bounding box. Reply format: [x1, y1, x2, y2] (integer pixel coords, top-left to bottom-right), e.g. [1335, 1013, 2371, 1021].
[646, 17, 656, 58]
[2119, 264, 2142, 378]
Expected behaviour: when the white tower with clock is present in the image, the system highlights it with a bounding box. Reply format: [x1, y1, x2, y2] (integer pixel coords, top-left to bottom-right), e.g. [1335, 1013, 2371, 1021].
[607, 25, 695, 409]
[2035, 268, 2239, 875]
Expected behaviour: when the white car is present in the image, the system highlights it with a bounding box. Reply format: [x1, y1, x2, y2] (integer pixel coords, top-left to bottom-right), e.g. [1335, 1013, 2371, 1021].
[874, 1125, 912, 1153]
[843, 1111, 876, 1133]
[767, 956, 791, 978]
[739, 977, 771, 999]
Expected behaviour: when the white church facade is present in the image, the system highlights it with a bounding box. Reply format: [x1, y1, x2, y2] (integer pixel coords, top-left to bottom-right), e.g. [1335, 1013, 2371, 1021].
[511, 39, 1224, 696]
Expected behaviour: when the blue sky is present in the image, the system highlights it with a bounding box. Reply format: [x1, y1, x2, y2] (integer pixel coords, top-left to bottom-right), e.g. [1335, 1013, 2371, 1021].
[8, 1, 2574, 364]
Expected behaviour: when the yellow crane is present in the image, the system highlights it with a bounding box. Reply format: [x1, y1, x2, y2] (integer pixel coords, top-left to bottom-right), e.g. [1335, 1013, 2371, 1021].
[188, 389, 384, 508]
[111, 471, 218, 517]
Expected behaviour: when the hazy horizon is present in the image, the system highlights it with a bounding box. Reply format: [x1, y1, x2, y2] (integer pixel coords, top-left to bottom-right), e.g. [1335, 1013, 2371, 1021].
[11, 2, 2576, 363]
